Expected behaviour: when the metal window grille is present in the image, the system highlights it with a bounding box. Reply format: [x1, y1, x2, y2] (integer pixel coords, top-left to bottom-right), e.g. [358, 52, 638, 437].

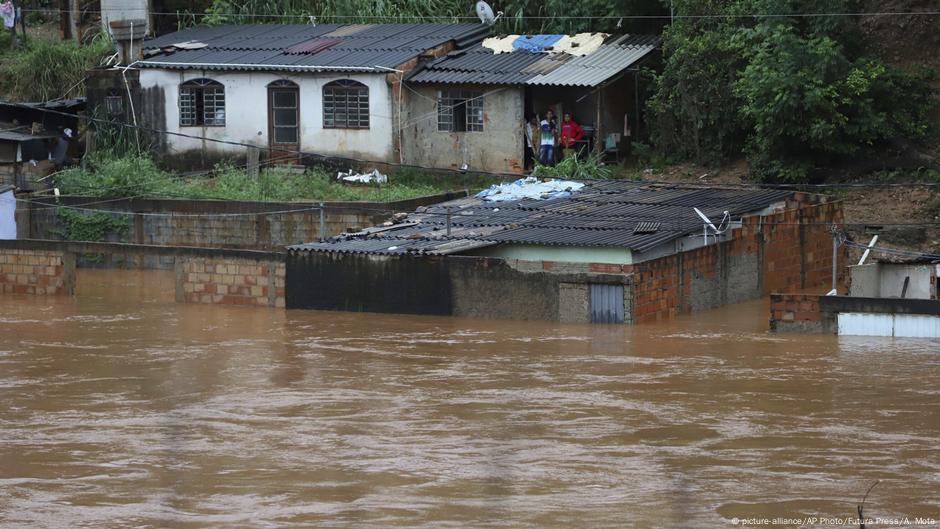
[323, 80, 369, 129]
[179, 79, 225, 127]
[437, 89, 483, 132]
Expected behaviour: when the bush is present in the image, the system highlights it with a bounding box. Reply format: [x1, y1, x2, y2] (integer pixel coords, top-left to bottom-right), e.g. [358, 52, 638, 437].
[0, 34, 112, 101]
[648, 0, 936, 183]
[532, 150, 612, 179]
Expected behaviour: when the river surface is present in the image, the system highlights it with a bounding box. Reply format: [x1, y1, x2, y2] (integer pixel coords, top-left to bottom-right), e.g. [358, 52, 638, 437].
[0, 270, 938, 528]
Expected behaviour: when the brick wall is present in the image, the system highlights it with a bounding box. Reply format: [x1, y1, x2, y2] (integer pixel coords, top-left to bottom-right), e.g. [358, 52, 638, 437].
[176, 256, 285, 308]
[0, 248, 74, 295]
[631, 199, 844, 324]
[769, 293, 833, 333]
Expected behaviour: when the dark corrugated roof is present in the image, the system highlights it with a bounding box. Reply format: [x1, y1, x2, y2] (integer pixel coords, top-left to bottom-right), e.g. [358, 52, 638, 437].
[408, 34, 658, 87]
[289, 181, 796, 256]
[140, 23, 490, 72]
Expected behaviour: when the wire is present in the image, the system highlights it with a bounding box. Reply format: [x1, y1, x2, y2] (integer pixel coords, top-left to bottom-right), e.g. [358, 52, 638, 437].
[16, 7, 940, 19]
[842, 238, 940, 260]
[10, 101, 940, 191]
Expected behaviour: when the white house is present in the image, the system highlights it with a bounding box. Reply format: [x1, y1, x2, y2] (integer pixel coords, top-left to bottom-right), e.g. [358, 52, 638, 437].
[112, 24, 488, 169]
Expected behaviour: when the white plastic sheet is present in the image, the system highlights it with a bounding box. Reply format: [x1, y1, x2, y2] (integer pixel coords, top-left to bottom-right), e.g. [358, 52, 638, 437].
[337, 169, 388, 184]
[475, 177, 584, 202]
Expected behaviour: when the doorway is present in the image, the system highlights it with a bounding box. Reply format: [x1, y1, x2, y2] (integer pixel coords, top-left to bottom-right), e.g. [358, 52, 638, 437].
[267, 80, 300, 163]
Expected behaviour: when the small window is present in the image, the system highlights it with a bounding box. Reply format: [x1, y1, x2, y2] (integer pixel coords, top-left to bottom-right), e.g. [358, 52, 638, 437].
[438, 89, 483, 132]
[180, 78, 225, 127]
[323, 79, 369, 129]
[105, 89, 123, 116]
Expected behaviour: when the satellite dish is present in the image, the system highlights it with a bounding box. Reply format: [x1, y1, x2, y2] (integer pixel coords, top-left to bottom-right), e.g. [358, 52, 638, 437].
[692, 207, 730, 245]
[475, 0, 502, 25]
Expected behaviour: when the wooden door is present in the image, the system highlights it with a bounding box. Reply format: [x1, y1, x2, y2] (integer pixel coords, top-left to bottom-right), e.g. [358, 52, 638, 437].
[267, 80, 300, 164]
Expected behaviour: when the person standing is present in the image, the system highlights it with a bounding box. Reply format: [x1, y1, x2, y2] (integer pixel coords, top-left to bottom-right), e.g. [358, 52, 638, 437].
[524, 115, 539, 170]
[560, 112, 584, 159]
[538, 117, 556, 166]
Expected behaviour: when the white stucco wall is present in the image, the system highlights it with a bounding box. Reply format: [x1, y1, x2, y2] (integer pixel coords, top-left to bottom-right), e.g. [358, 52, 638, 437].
[138, 69, 395, 162]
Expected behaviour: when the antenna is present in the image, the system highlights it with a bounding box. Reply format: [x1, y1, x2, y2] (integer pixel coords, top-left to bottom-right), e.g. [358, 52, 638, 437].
[692, 207, 730, 245]
[475, 0, 502, 25]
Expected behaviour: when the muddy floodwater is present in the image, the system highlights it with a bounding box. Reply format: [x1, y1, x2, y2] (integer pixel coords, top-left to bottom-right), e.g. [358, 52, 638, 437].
[1, 270, 938, 528]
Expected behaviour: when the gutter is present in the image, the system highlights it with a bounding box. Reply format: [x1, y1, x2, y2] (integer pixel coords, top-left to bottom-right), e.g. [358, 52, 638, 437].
[138, 61, 388, 72]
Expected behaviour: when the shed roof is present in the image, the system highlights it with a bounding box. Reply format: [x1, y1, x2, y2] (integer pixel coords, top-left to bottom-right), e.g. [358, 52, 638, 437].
[289, 180, 795, 257]
[408, 34, 658, 87]
[139, 23, 489, 73]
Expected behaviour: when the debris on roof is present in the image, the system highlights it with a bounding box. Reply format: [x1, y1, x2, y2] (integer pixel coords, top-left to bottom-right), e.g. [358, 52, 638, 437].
[475, 177, 585, 202]
[483, 32, 608, 56]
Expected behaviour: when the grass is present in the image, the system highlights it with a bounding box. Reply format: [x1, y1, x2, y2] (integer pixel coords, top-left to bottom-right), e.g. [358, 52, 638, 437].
[55, 155, 459, 202]
[0, 33, 112, 101]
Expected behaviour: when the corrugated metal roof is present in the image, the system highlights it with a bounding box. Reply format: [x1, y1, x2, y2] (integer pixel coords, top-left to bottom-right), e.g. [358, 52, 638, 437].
[408, 34, 658, 87]
[289, 181, 796, 256]
[140, 23, 489, 72]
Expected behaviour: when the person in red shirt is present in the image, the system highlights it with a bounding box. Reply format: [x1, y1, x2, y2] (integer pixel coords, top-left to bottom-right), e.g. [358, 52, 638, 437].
[559, 112, 584, 159]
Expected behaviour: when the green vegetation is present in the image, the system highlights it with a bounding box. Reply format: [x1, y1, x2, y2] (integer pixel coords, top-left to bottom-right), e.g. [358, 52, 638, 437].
[648, 0, 935, 183]
[55, 154, 459, 202]
[202, 0, 665, 34]
[532, 151, 613, 179]
[55, 209, 130, 242]
[0, 33, 113, 101]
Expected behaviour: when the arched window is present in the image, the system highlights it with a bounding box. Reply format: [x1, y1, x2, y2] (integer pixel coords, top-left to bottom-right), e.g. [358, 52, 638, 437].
[180, 79, 225, 126]
[323, 79, 369, 129]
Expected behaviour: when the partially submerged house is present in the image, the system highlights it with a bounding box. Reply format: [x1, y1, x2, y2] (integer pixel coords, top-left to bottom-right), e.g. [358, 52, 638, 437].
[90, 23, 488, 169]
[286, 180, 843, 323]
[404, 34, 658, 173]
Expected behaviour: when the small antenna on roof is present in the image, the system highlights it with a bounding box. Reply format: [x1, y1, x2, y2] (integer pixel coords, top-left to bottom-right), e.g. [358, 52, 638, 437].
[475, 0, 503, 25]
[616, 17, 623, 28]
[693, 207, 730, 245]
[308, 15, 316, 26]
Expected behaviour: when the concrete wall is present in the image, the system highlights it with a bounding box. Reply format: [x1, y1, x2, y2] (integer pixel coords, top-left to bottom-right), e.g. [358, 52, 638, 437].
[24, 193, 464, 250]
[848, 263, 938, 299]
[285, 252, 632, 321]
[401, 84, 525, 174]
[0, 247, 75, 295]
[176, 256, 285, 308]
[770, 292, 940, 335]
[137, 69, 395, 165]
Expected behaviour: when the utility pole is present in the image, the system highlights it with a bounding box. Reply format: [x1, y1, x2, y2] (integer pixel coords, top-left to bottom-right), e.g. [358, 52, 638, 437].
[830, 224, 840, 295]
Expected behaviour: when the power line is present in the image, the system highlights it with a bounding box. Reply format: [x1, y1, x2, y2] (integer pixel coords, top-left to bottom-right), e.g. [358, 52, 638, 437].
[16, 7, 940, 19]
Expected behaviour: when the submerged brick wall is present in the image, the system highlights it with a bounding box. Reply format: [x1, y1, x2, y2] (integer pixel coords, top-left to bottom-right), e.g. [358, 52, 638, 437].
[632, 199, 844, 323]
[0, 248, 75, 295]
[176, 257, 286, 308]
[770, 293, 825, 332]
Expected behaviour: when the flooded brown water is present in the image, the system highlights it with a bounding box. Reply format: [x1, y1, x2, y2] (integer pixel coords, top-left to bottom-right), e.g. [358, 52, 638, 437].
[1, 270, 938, 529]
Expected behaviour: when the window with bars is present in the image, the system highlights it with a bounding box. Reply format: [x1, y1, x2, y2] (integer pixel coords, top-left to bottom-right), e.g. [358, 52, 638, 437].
[437, 89, 483, 132]
[179, 79, 225, 127]
[323, 80, 369, 129]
